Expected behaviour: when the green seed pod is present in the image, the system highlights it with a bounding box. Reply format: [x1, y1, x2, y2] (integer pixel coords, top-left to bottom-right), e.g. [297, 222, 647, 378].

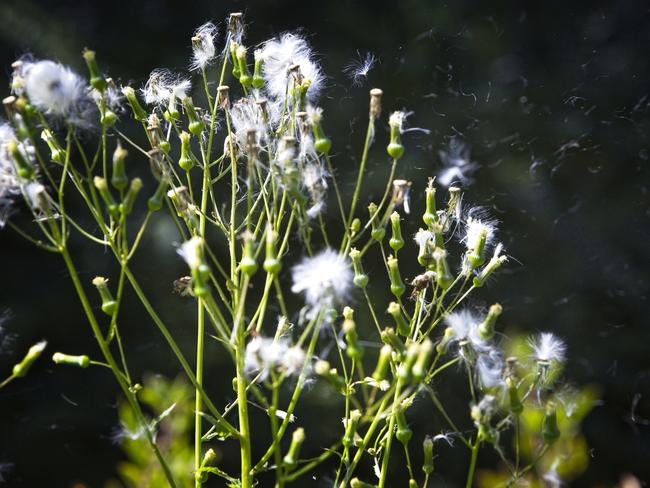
[240, 233, 258, 277]
[478, 303, 502, 340]
[122, 86, 147, 121]
[422, 435, 434, 475]
[389, 211, 405, 252]
[349, 248, 369, 289]
[387, 301, 409, 336]
[82, 49, 106, 92]
[368, 202, 385, 241]
[396, 409, 413, 445]
[433, 248, 454, 289]
[342, 307, 363, 360]
[41, 129, 63, 163]
[423, 181, 437, 228]
[236, 45, 253, 88]
[147, 179, 169, 212]
[182, 96, 204, 136]
[101, 109, 117, 127]
[195, 448, 217, 484]
[92, 276, 117, 315]
[350, 218, 361, 235]
[52, 352, 90, 368]
[7, 140, 34, 179]
[111, 144, 129, 191]
[263, 225, 282, 274]
[372, 344, 393, 382]
[411, 339, 433, 382]
[350, 478, 375, 488]
[398, 342, 420, 382]
[93, 176, 119, 218]
[473, 251, 507, 288]
[342, 409, 362, 448]
[387, 255, 406, 298]
[387, 113, 405, 159]
[283, 428, 305, 467]
[121, 177, 143, 216]
[381, 327, 405, 358]
[542, 402, 560, 444]
[506, 377, 523, 415]
[252, 51, 265, 89]
[12, 341, 47, 378]
[178, 131, 194, 171]
[230, 42, 241, 80]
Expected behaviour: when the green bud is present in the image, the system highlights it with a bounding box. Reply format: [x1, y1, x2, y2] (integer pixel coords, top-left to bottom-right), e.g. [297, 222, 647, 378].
[252, 53, 265, 89]
[239, 232, 258, 277]
[263, 225, 282, 274]
[147, 179, 169, 212]
[411, 339, 433, 382]
[349, 248, 368, 289]
[236, 45, 252, 88]
[182, 97, 204, 136]
[387, 114, 405, 159]
[83, 49, 106, 92]
[368, 203, 385, 242]
[473, 252, 507, 288]
[52, 352, 90, 368]
[380, 327, 405, 358]
[372, 344, 393, 382]
[101, 109, 117, 127]
[422, 435, 434, 475]
[41, 129, 63, 163]
[389, 211, 405, 252]
[179, 131, 194, 171]
[350, 478, 375, 488]
[196, 448, 217, 484]
[92, 276, 117, 315]
[122, 86, 147, 121]
[433, 248, 454, 289]
[111, 144, 129, 191]
[93, 176, 119, 218]
[398, 342, 420, 382]
[230, 42, 241, 80]
[12, 341, 47, 378]
[478, 303, 502, 340]
[343, 409, 362, 448]
[395, 408, 413, 445]
[387, 254, 406, 298]
[342, 307, 363, 360]
[423, 181, 437, 228]
[387, 301, 409, 336]
[283, 428, 305, 467]
[506, 377, 523, 415]
[350, 218, 361, 235]
[436, 327, 454, 354]
[120, 177, 143, 215]
[7, 140, 34, 179]
[542, 402, 560, 444]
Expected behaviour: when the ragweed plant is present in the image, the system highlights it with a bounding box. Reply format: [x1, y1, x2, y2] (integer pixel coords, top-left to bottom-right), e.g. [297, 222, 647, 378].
[0, 12, 587, 488]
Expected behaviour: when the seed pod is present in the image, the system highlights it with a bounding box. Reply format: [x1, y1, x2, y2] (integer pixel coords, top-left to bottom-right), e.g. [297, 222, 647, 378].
[389, 211, 405, 252]
[92, 276, 117, 315]
[387, 255, 406, 298]
[52, 352, 90, 368]
[12, 341, 47, 378]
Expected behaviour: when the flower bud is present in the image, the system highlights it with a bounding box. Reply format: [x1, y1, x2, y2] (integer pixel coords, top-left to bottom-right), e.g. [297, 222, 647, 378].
[368, 202, 385, 241]
[263, 224, 281, 274]
[52, 352, 90, 368]
[350, 218, 361, 235]
[195, 448, 217, 484]
[41, 129, 63, 163]
[349, 248, 368, 289]
[239, 232, 258, 277]
[120, 177, 143, 216]
[542, 402, 560, 444]
[433, 248, 454, 289]
[252, 50, 265, 89]
[506, 377, 523, 415]
[92, 276, 117, 315]
[387, 302, 409, 336]
[101, 109, 117, 128]
[122, 86, 147, 121]
[351, 478, 375, 488]
[236, 45, 253, 88]
[389, 211, 404, 253]
[283, 428, 305, 467]
[182, 97, 204, 136]
[387, 255, 406, 298]
[381, 327, 405, 358]
[343, 409, 362, 448]
[83, 49, 106, 92]
[412, 339, 433, 382]
[179, 131, 194, 171]
[93, 176, 119, 218]
[111, 144, 129, 191]
[372, 344, 393, 382]
[397, 342, 420, 382]
[423, 181, 437, 228]
[473, 248, 507, 287]
[436, 327, 454, 354]
[395, 408, 413, 445]
[478, 303, 502, 340]
[387, 115, 405, 160]
[12, 340, 47, 378]
[422, 435, 434, 475]
[147, 179, 169, 212]
[342, 307, 363, 360]
[7, 140, 34, 179]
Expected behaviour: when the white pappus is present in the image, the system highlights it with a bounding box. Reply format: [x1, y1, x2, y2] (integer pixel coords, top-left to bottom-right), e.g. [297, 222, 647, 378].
[437, 137, 479, 187]
[190, 22, 218, 71]
[530, 332, 567, 366]
[291, 248, 352, 315]
[142, 69, 192, 107]
[343, 51, 377, 87]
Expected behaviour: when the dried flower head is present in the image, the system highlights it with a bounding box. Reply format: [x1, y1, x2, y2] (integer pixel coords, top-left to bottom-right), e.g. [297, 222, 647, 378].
[530, 332, 567, 365]
[142, 69, 191, 106]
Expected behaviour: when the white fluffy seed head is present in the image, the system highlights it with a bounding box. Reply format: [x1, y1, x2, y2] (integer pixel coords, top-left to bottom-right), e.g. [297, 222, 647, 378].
[244, 337, 305, 379]
[191, 22, 218, 71]
[230, 97, 268, 151]
[444, 309, 488, 351]
[414, 228, 434, 247]
[20, 60, 88, 122]
[260, 33, 324, 104]
[464, 209, 497, 251]
[177, 236, 203, 270]
[476, 349, 505, 389]
[530, 332, 566, 365]
[142, 69, 191, 106]
[291, 248, 352, 312]
[0, 122, 35, 226]
[389, 111, 407, 131]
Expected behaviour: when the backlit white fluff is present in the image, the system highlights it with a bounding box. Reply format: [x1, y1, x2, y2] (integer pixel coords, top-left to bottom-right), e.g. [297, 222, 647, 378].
[437, 137, 479, 187]
[530, 332, 566, 365]
[302, 162, 328, 219]
[464, 209, 497, 251]
[142, 69, 192, 106]
[191, 22, 218, 71]
[229, 97, 268, 152]
[0, 123, 33, 226]
[244, 336, 306, 380]
[291, 248, 352, 312]
[20, 60, 88, 122]
[177, 236, 203, 270]
[343, 52, 377, 87]
[260, 33, 324, 104]
[444, 309, 488, 352]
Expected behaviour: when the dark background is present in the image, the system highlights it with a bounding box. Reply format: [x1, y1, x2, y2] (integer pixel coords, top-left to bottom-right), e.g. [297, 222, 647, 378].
[1, 0, 649, 486]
